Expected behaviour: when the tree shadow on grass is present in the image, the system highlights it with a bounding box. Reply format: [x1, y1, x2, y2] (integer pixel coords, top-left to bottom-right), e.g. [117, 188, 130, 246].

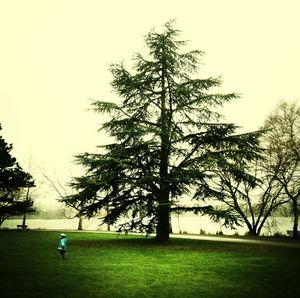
[70, 236, 300, 256]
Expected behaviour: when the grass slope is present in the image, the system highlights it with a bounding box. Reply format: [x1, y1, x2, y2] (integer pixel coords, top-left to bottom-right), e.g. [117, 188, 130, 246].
[0, 230, 299, 298]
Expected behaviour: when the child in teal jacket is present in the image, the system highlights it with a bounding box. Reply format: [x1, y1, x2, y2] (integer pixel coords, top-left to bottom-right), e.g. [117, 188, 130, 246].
[57, 233, 68, 259]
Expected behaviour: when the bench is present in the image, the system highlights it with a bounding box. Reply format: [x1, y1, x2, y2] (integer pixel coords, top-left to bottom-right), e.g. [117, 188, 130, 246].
[17, 225, 28, 229]
[286, 230, 300, 237]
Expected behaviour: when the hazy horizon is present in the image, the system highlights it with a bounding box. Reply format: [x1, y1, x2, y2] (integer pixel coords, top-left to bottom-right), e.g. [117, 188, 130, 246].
[1, 0, 300, 211]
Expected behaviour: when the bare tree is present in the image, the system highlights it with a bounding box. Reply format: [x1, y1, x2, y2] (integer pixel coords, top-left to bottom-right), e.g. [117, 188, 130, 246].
[196, 155, 288, 236]
[20, 155, 40, 227]
[263, 101, 300, 238]
[42, 173, 84, 230]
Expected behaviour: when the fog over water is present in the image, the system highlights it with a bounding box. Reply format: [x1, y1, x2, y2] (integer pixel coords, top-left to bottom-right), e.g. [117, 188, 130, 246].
[3, 215, 294, 237]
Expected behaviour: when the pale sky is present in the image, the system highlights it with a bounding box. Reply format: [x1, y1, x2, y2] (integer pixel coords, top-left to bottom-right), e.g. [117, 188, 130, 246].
[0, 0, 300, 210]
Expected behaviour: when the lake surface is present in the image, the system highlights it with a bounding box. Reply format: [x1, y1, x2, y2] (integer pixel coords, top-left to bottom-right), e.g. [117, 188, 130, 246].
[2, 214, 294, 236]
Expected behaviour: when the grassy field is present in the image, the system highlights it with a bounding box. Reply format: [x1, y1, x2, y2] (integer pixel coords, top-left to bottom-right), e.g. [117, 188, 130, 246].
[0, 230, 299, 298]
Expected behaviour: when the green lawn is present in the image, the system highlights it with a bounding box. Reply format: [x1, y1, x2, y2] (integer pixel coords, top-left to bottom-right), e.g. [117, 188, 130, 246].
[0, 230, 299, 298]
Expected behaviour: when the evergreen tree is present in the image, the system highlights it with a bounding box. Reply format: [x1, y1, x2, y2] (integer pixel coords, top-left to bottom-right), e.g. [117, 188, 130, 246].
[0, 125, 35, 226]
[67, 22, 261, 241]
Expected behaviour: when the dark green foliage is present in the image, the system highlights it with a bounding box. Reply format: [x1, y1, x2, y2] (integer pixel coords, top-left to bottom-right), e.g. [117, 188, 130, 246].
[66, 22, 262, 240]
[0, 125, 35, 225]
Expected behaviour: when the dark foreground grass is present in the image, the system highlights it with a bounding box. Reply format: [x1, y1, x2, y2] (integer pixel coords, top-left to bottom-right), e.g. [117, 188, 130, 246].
[0, 230, 299, 298]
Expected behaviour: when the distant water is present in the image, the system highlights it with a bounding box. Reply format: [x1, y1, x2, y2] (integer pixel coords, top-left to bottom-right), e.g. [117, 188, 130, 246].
[2, 218, 102, 231]
[171, 214, 293, 236]
[2, 215, 294, 236]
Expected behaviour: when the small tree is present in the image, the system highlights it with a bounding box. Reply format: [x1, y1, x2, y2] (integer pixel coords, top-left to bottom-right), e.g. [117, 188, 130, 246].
[43, 173, 86, 230]
[20, 156, 39, 227]
[71, 22, 261, 241]
[0, 125, 35, 226]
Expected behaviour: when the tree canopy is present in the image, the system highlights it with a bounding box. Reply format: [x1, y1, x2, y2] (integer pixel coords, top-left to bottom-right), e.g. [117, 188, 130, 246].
[66, 22, 262, 241]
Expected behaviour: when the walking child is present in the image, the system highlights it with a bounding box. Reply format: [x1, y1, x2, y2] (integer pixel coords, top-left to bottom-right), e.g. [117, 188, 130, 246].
[57, 233, 68, 259]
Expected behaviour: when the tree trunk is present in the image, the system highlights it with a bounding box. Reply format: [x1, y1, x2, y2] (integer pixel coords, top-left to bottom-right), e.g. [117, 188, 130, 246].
[22, 187, 30, 228]
[77, 215, 83, 230]
[239, 213, 257, 236]
[248, 231, 259, 236]
[256, 225, 263, 236]
[169, 215, 173, 234]
[156, 186, 170, 241]
[22, 212, 27, 227]
[248, 226, 259, 237]
[156, 151, 170, 241]
[257, 208, 273, 236]
[106, 204, 111, 231]
[155, 56, 170, 242]
[156, 210, 169, 241]
[292, 199, 298, 239]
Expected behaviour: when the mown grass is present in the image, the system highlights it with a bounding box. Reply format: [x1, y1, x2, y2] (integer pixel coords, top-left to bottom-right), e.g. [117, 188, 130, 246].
[0, 230, 299, 298]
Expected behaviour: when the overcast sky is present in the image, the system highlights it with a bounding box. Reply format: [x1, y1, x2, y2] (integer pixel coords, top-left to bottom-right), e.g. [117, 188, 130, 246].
[1, 0, 300, 210]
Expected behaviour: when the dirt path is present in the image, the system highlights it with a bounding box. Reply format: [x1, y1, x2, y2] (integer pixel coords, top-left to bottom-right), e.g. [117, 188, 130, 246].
[171, 233, 300, 248]
[31, 229, 300, 248]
